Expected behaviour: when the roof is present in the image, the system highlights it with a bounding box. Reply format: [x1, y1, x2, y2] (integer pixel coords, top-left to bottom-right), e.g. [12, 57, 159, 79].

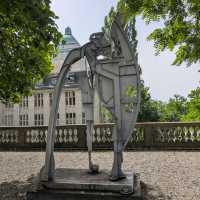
[35, 71, 87, 90]
[51, 27, 84, 74]
[35, 27, 86, 89]
[61, 27, 80, 46]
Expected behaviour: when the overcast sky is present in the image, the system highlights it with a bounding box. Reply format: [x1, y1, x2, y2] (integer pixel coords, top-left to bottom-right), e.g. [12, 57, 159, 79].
[51, 0, 199, 101]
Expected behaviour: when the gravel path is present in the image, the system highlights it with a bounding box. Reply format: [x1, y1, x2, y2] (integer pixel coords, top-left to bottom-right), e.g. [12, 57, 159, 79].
[0, 151, 199, 200]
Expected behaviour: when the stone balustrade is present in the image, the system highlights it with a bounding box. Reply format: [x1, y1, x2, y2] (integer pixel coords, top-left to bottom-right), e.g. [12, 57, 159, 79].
[0, 122, 199, 150]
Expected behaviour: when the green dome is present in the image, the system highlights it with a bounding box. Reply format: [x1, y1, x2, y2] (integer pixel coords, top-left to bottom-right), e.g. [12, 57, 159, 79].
[61, 27, 79, 45]
[65, 27, 72, 35]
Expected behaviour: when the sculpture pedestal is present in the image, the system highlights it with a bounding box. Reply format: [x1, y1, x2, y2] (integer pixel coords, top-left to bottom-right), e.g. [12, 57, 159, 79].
[26, 168, 142, 200]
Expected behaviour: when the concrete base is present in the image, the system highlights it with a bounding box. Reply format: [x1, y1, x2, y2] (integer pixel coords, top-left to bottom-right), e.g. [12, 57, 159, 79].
[27, 189, 142, 200]
[26, 168, 142, 200]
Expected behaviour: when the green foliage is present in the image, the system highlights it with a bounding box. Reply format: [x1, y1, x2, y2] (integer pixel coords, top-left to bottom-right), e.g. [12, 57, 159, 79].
[138, 87, 200, 122]
[138, 82, 164, 122]
[118, 0, 200, 66]
[101, 106, 113, 123]
[182, 87, 200, 121]
[102, 7, 116, 41]
[161, 94, 187, 121]
[124, 85, 138, 113]
[0, 0, 62, 103]
[102, 3, 138, 57]
[125, 85, 137, 97]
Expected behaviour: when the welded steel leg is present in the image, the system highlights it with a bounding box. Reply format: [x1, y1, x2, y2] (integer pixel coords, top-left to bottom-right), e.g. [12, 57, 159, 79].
[110, 126, 126, 181]
[85, 104, 99, 174]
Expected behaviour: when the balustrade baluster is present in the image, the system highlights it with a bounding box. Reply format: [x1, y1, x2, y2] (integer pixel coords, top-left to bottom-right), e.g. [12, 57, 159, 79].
[0, 123, 199, 150]
[144, 125, 153, 148]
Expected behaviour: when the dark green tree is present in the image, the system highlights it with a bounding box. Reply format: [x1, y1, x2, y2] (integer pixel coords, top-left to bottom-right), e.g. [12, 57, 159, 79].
[102, 5, 138, 61]
[182, 87, 200, 121]
[138, 82, 164, 122]
[161, 94, 187, 121]
[0, 0, 61, 103]
[118, 0, 200, 66]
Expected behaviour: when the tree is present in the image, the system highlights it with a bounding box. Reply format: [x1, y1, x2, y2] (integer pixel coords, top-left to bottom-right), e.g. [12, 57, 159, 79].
[137, 82, 164, 122]
[0, 0, 61, 103]
[101, 106, 113, 123]
[102, 5, 139, 61]
[182, 87, 200, 121]
[118, 0, 200, 66]
[161, 94, 187, 121]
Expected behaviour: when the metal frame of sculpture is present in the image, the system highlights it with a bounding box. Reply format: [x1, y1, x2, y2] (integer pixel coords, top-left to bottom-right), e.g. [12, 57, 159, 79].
[40, 14, 141, 183]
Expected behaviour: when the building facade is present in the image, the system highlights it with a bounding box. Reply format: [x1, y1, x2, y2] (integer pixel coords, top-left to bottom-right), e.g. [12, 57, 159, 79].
[0, 27, 100, 126]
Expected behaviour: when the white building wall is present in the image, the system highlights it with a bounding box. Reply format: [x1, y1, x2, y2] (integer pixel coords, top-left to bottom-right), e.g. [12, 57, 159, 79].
[59, 90, 66, 125]
[29, 95, 35, 126]
[0, 86, 101, 127]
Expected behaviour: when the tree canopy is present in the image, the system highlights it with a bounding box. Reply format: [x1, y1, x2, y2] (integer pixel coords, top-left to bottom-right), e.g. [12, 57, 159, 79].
[161, 94, 187, 121]
[138, 87, 200, 122]
[137, 82, 164, 122]
[0, 0, 61, 103]
[182, 87, 200, 121]
[118, 0, 200, 66]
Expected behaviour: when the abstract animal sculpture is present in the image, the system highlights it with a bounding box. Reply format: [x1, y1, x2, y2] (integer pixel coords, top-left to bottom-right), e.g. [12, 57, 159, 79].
[40, 13, 141, 184]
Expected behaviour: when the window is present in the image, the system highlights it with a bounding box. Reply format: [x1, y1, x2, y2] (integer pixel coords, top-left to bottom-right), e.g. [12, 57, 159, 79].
[66, 113, 76, 124]
[51, 78, 57, 85]
[19, 96, 28, 108]
[65, 91, 75, 106]
[34, 93, 43, 107]
[82, 112, 86, 124]
[67, 74, 75, 83]
[19, 114, 28, 126]
[49, 93, 53, 106]
[34, 114, 44, 126]
[3, 115, 13, 126]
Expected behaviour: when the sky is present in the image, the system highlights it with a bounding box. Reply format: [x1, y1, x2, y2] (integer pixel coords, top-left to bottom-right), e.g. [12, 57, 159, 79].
[51, 0, 199, 101]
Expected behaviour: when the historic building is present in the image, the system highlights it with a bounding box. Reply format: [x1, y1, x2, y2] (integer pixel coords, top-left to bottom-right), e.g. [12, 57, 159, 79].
[0, 27, 100, 126]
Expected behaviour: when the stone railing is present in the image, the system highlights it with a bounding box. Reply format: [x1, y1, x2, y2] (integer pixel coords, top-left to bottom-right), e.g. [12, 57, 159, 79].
[0, 122, 200, 151]
[131, 122, 200, 150]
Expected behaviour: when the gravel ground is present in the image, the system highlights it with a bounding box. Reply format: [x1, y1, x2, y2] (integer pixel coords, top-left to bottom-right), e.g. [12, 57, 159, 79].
[0, 151, 199, 200]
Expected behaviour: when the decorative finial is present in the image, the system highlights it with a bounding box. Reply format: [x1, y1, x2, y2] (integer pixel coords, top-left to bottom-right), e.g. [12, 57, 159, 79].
[65, 27, 72, 35]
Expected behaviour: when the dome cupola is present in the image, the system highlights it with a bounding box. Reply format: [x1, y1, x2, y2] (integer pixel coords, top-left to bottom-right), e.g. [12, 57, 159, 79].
[65, 27, 72, 35]
[61, 26, 79, 46]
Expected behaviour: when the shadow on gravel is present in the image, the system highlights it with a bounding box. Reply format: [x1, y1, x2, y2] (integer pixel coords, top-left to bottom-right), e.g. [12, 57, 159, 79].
[0, 177, 171, 200]
[0, 175, 36, 200]
[141, 181, 172, 200]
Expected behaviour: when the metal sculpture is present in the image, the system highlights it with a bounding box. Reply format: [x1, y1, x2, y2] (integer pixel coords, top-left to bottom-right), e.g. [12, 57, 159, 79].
[40, 14, 141, 183]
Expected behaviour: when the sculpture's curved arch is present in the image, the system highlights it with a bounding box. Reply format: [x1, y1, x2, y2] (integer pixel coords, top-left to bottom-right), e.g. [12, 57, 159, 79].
[42, 47, 83, 181]
[112, 19, 141, 148]
[110, 16, 141, 148]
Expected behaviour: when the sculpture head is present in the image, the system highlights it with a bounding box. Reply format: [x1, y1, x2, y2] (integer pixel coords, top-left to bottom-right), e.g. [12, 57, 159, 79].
[89, 32, 111, 59]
